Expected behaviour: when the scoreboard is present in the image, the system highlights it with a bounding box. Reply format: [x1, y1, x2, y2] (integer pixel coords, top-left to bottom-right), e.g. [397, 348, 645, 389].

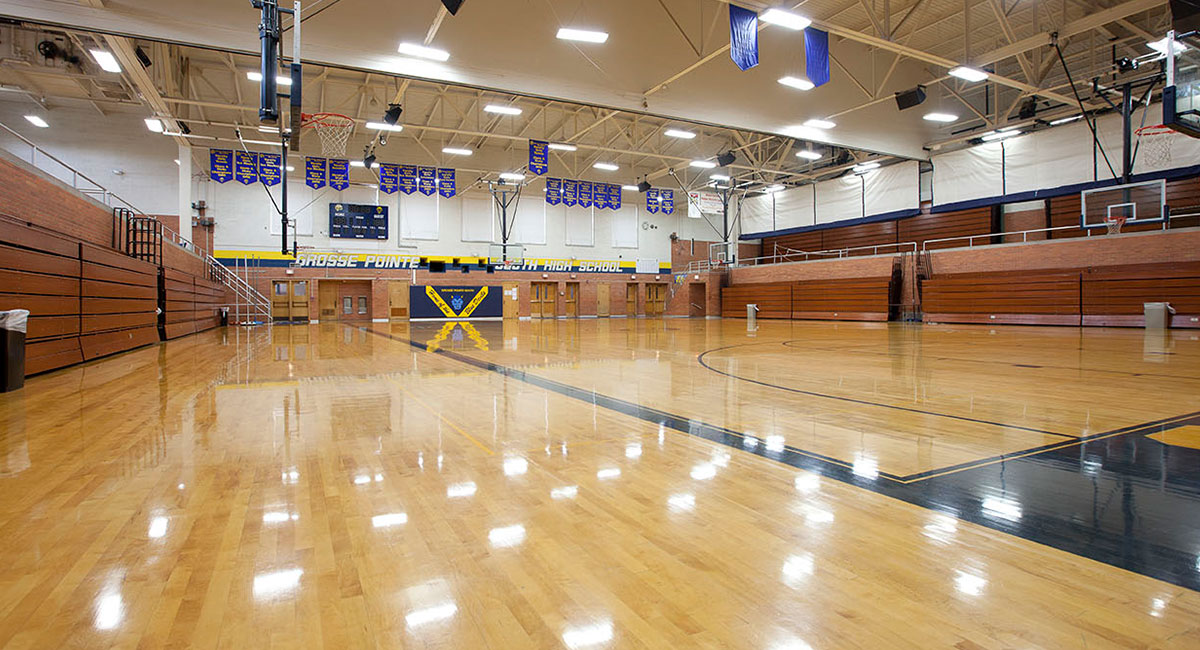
[329, 203, 388, 240]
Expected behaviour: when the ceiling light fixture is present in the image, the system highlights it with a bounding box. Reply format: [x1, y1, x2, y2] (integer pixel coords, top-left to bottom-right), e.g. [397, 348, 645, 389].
[710, 174, 731, 181]
[499, 172, 526, 181]
[853, 162, 881, 174]
[89, 49, 122, 73]
[397, 42, 450, 61]
[1148, 37, 1190, 56]
[764, 184, 786, 193]
[803, 119, 836, 130]
[923, 112, 959, 123]
[548, 142, 577, 151]
[778, 76, 815, 91]
[593, 162, 619, 171]
[442, 147, 473, 156]
[796, 150, 822, 160]
[981, 130, 1021, 142]
[24, 115, 48, 128]
[759, 8, 812, 30]
[365, 122, 403, 132]
[690, 160, 717, 169]
[1049, 115, 1083, 126]
[246, 71, 293, 86]
[664, 128, 697, 139]
[556, 28, 609, 43]
[948, 66, 988, 82]
[144, 118, 164, 133]
[484, 104, 522, 115]
[621, 185, 638, 191]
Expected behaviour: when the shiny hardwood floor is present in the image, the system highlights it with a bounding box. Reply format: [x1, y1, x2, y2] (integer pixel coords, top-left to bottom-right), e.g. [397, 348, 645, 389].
[0, 318, 1199, 648]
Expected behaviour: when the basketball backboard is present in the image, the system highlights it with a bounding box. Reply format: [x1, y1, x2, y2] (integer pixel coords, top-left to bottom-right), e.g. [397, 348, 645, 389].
[1164, 29, 1200, 138]
[1080, 179, 1167, 229]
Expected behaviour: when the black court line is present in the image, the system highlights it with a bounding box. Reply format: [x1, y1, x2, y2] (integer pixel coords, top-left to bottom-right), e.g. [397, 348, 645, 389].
[698, 342, 1079, 439]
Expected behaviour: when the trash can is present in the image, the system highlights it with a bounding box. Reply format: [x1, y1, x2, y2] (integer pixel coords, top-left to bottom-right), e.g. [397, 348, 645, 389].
[0, 309, 29, 393]
[1143, 302, 1174, 330]
[219, 307, 229, 327]
[746, 303, 758, 330]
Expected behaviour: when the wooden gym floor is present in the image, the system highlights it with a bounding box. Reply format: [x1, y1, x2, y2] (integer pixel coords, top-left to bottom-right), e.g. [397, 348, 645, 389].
[0, 318, 1199, 648]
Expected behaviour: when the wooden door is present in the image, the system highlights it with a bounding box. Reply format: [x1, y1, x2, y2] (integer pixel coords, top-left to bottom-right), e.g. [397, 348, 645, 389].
[318, 281, 338, 321]
[388, 281, 410, 320]
[626, 283, 637, 317]
[565, 283, 579, 317]
[534, 282, 556, 319]
[337, 281, 371, 321]
[649, 284, 667, 316]
[502, 282, 518, 319]
[271, 281, 291, 321]
[597, 284, 610, 317]
[290, 281, 308, 321]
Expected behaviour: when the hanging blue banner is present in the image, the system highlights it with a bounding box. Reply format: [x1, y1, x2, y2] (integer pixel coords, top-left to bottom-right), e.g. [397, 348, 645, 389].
[805, 28, 830, 87]
[661, 189, 675, 215]
[209, 149, 233, 184]
[234, 151, 258, 185]
[562, 179, 577, 207]
[418, 167, 436, 196]
[379, 163, 399, 194]
[546, 178, 562, 205]
[577, 180, 592, 209]
[529, 140, 549, 176]
[646, 188, 660, 214]
[328, 159, 350, 191]
[438, 168, 456, 198]
[258, 152, 281, 187]
[305, 157, 326, 189]
[596, 183, 609, 210]
[729, 5, 759, 71]
[398, 165, 418, 195]
[612, 184, 622, 210]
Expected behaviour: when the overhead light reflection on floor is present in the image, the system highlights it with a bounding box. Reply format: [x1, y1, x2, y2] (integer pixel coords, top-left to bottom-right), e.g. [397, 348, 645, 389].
[447, 482, 477, 498]
[253, 568, 303, 599]
[562, 620, 614, 648]
[488, 524, 526, 548]
[405, 601, 457, 628]
[667, 493, 695, 512]
[551, 486, 578, 500]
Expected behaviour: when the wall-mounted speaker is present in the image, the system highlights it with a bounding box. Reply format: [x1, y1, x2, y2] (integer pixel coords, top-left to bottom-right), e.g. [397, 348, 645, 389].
[894, 85, 927, 111]
[441, 0, 465, 15]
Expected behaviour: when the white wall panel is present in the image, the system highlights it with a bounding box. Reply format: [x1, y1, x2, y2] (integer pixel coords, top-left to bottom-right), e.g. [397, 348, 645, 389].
[563, 205, 594, 246]
[460, 196, 493, 242]
[815, 174, 863, 224]
[612, 204, 639, 248]
[400, 191, 439, 240]
[863, 160, 919, 215]
[932, 143, 1003, 205]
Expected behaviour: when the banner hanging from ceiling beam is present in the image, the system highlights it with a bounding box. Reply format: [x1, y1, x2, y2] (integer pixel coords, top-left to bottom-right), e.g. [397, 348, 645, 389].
[729, 5, 759, 71]
[805, 28, 830, 87]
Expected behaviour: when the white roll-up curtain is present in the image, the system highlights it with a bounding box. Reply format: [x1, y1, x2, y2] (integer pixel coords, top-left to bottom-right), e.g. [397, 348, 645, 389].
[863, 160, 920, 215]
[611, 204, 639, 248]
[932, 143, 1004, 206]
[815, 174, 863, 223]
[507, 196, 546, 245]
[564, 205, 594, 246]
[460, 196, 493, 242]
[400, 191, 439, 240]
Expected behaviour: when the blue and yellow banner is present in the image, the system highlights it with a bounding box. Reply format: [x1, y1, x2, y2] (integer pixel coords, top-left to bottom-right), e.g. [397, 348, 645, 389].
[379, 163, 399, 194]
[661, 189, 674, 215]
[234, 151, 258, 185]
[329, 159, 349, 190]
[209, 149, 233, 183]
[528, 140, 549, 176]
[398, 165, 417, 195]
[577, 180, 592, 209]
[563, 179, 577, 207]
[411, 286, 501, 319]
[305, 157, 326, 189]
[214, 249, 671, 274]
[418, 166, 436, 196]
[258, 152, 281, 187]
[546, 177, 562, 205]
[611, 183, 623, 210]
[646, 188, 659, 214]
[438, 168, 456, 198]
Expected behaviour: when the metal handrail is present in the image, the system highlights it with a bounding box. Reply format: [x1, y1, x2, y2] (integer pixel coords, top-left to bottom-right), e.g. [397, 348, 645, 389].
[921, 225, 1082, 251]
[745, 241, 918, 266]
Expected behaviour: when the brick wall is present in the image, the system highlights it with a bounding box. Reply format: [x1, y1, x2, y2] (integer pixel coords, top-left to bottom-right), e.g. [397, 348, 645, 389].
[927, 227, 1200, 275]
[671, 238, 761, 271]
[0, 151, 114, 248]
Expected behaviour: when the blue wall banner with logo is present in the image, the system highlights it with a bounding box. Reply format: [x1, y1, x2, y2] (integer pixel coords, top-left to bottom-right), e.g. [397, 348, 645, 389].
[398, 165, 418, 194]
[379, 164, 399, 194]
[546, 177, 562, 205]
[562, 179, 577, 207]
[234, 151, 258, 185]
[305, 157, 326, 189]
[577, 180, 592, 209]
[529, 140, 549, 176]
[438, 168, 456, 198]
[661, 189, 675, 215]
[410, 285, 502, 320]
[418, 166, 436, 196]
[646, 188, 660, 214]
[258, 152, 281, 186]
[729, 4, 759, 71]
[209, 149, 233, 183]
[328, 159, 350, 190]
[611, 184, 623, 210]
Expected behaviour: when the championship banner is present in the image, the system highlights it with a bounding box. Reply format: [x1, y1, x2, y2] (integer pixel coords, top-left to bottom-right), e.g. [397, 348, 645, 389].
[398, 164, 418, 195]
[595, 183, 609, 210]
[258, 152, 281, 187]
[661, 189, 675, 215]
[305, 157, 326, 189]
[577, 180, 592, 209]
[729, 4, 760, 71]
[611, 183, 623, 210]
[418, 166, 437, 196]
[646, 188, 660, 214]
[328, 159, 350, 191]
[528, 140, 549, 176]
[379, 164, 399, 194]
[437, 168, 456, 198]
[209, 149, 233, 184]
[562, 179, 577, 207]
[234, 150, 258, 185]
[410, 285, 502, 320]
[546, 177, 562, 205]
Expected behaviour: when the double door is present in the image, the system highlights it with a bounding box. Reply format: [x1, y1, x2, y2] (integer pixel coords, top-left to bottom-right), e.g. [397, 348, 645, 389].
[532, 282, 557, 318]
[646, 284, 667, 317]
[271, 280, 309, 322]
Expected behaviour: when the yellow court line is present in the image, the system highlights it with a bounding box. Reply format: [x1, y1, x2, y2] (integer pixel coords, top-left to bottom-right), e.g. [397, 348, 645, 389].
[387, 378, 496, 456]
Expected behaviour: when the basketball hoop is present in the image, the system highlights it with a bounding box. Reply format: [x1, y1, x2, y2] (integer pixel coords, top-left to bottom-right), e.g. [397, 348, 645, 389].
[1105, 215, 1127, 235]
[1134, 124, 1178, 169]
[300, 113, 355, 157]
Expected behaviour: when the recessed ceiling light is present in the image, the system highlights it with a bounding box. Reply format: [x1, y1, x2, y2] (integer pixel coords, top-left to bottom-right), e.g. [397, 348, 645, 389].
[1049, 115, 1083, 126]
[593, 162, 619, 171]
[710, 174, 731, 181]
[796, 150, 822, 160]
[548, 142, 577, 151]
[173, 159, 180, 165]
[690, 160, 717, 169]
[365, 122, 403, 132]
[948, 66, 988, 82]
[759, 9, 812, 30]
[764, 184, 786, 193]
[257, 125, 279, 133]
[246, 71, 293, 86]
[923, 112, 959, 123]
[89, 49, 121, 73]
[350, 160, 380, 168]
[442, 147, 473, 156]
[621, 185, 638, 191]
[397, 42, 450, 61]
[556, 28, 609, 43]
[499, 172, 526, 181]
[778, 76, 815, 91]
[664, 129, 696, 139]
[804, 119, 836, 130]
[981, 130, 1021, 142]
[24, 115, 48, 128]
[144, 118, 164, 133]
[484, 104, 522, 115]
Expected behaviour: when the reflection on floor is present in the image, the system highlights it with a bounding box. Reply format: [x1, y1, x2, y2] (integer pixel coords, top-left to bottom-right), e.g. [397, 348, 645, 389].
[0, 319, 1198, 648]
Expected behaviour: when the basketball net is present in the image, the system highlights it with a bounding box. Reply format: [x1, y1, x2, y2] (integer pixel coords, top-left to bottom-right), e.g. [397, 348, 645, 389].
[301, 113, 355, 157]
[1135, 125, 1177, 170]
[1105, 216, 1127, 235]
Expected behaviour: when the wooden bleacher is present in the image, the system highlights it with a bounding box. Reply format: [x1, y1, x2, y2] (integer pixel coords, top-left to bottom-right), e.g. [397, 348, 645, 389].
[721, 274, 895, 322]
[1082, 261, 1200, 328]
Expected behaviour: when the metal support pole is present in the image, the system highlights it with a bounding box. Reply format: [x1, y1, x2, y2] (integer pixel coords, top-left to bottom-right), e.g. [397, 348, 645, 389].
[1122, 82, 1134, 183]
